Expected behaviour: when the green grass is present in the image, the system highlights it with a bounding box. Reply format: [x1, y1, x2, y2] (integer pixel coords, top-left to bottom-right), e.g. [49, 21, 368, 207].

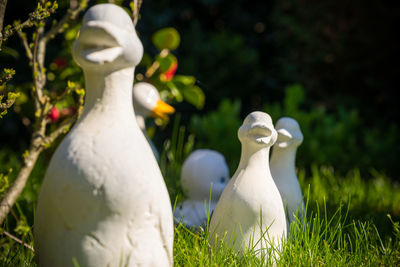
[173, 167, 400, 266]
[1, 124, 400, 266]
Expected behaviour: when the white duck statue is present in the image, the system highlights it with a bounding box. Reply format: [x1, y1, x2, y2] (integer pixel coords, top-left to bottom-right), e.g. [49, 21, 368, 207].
[132, 82, 175, 160]
[34, 4, 173, 267]
[209, 111, 287, 261]
[270, 117, 305, 226]
[174, 149, 229, 228]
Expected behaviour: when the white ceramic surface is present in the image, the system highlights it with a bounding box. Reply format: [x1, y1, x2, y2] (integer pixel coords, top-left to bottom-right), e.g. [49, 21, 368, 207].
[174, 149, 229, 228]
[270, 117, 305, 226]
[34, 4, 173, 267]
[209, 111, 287, 261]
[132, 82, 174, 160]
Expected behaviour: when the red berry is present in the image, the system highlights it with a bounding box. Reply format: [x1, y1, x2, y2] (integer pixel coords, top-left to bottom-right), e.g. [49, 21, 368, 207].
[48, 107, 60, 123]
[53, 58, 68, 69]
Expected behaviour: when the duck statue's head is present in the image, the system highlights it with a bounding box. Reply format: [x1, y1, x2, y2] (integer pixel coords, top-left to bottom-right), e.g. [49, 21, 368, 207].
[238, 111, 277, 149]
[133, 82, 175, 120]
[180, 149, 229, 201]
[72, 4, 143, 71]
[274, 117, 303, 149]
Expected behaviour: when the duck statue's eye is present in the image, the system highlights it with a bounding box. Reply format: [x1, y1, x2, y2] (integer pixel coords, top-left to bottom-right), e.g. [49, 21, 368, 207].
[220, 177, 226, 183]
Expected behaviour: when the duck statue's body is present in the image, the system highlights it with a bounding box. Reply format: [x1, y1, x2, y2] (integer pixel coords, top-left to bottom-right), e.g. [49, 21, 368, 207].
[34, 4, 173, 267]
[209, 111, 287, 262]
[270, 117, 305, 227]
[174, 149, 229, 228]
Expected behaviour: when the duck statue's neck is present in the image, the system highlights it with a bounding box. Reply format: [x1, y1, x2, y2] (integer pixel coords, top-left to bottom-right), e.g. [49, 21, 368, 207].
[81, 67, 135, 118]
[236, 145, 271, 174]
[271, 147, 297, 171]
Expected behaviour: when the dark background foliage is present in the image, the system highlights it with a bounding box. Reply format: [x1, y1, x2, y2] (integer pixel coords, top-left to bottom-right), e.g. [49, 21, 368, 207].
[1, 0, 399, 178]
[137, 0, 400, 118]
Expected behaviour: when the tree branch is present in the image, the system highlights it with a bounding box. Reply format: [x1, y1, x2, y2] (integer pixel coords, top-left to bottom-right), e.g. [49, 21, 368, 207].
[0, 97, 16, 109]
[42, 0, 86, 44]
[36, 0, 88, 103]
[0, 68, 14, 85]
[0, 0, 7, 47]
[31, 27, 44, 110]
[2, 230, 34, 251]
[0, 0, 7, 39]
[145, 49, 169, 78]
[43, 116, 76, 146]
[0, 1, 57, 46]
[0, 141, 43, 225]
[133, 0, 143, 26]
[1, 18, 33, 44]
[17, 31, 32, 60]
[0, 0, 88, 227]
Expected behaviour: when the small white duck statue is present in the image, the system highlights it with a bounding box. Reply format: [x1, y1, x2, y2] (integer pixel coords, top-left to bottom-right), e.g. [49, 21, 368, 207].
[132, 82, 175, 159]
[174, 149, 229, 228]
[34, 4, 173, 267]
[209, 111, 287, 261]
[270, 117, 305, 226]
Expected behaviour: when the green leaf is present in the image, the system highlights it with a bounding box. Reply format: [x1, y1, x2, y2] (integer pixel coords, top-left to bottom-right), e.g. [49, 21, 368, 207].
[166, 81, 183, 102]
[139, 53, 153, 68]
[156, 53, 177, 72]
[173, 75, 196, 86]
[7, 92, 20, 100]
[15, 92, 28, 105]
[75, 88, 85, 96]
[0, 169, 12, 193]
[0, 110, 7, 118]
[22, 150, 29, 159]
[14, 221, 31, 237]
[65, 29, 78, 41]
[4, 68, 15, 75]
[152, 27, 181, 51]
[67, 80, 76, 89]
[0, 47, 20, 59]
[60, 67, 78, 80]
[183, 85, 205, 109]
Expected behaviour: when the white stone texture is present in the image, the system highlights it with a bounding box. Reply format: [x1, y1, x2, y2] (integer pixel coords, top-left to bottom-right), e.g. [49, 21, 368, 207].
[209, 111, 287, 261]
[174, 149, 229, 228]
[34, 4, 173, 267]
[270, 117, 305, 227]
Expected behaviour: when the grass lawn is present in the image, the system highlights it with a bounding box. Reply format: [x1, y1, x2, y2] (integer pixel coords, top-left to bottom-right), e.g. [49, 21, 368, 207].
[1, 139, 400, 266]
[173, 167, 400, 266]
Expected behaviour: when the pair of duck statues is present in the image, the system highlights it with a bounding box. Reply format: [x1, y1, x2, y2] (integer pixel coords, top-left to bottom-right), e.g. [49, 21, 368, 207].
[34, 4, 305, 266]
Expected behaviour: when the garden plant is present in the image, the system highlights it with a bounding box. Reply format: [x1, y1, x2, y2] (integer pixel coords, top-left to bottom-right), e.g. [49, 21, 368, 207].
[1, 0, 399, 266]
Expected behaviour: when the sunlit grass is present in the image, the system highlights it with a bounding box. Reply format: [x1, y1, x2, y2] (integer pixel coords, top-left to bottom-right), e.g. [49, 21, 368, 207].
[173, 191, 400, 266]
[1, 122, 400, 266]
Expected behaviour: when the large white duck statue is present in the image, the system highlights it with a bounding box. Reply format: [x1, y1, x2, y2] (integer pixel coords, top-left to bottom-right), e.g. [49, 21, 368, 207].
[209, 111, 287, 262]
[174, 149, 229, 228]
[270, 117, 305, 226]
[132, 82, 175, 160]
[34, 4, 173, 267]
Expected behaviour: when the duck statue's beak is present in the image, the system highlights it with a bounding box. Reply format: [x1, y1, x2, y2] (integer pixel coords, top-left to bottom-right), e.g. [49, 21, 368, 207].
[78, 21, 124, 64]
[78, 21, 128, 64]
[151, 100, 175, 120]
[72, 15, 143, 68]
[275, 128, 293, 148]
[248, 124, 277, 145]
